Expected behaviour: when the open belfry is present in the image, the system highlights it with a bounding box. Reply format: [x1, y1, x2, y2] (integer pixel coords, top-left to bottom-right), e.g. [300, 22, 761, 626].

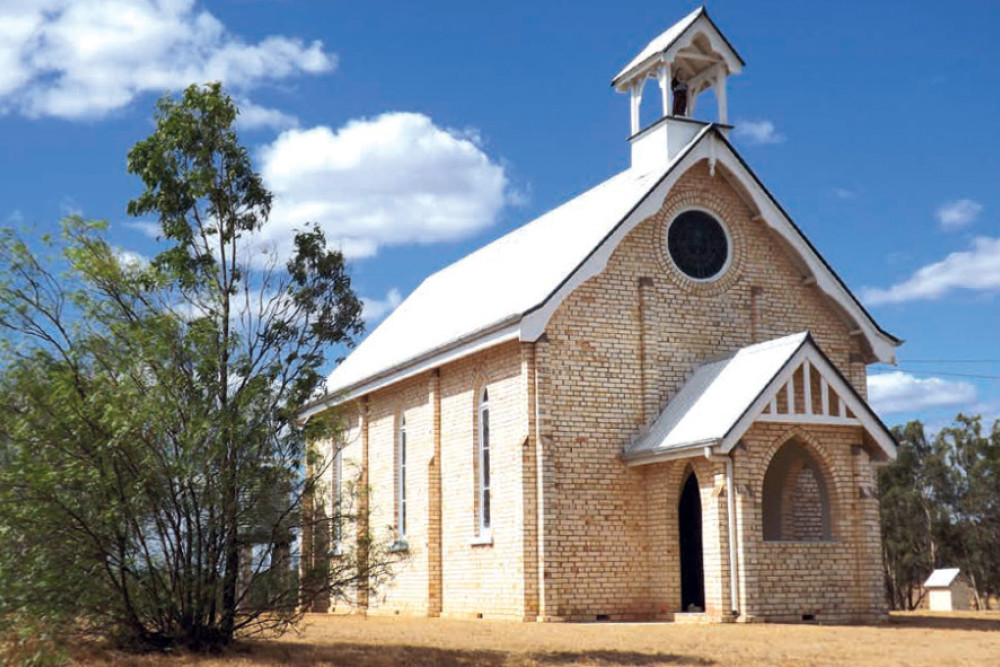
[300, 6, 899, 623]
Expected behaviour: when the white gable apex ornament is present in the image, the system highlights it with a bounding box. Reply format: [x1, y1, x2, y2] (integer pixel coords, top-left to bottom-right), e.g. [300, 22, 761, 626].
[623, 332, 898, 466]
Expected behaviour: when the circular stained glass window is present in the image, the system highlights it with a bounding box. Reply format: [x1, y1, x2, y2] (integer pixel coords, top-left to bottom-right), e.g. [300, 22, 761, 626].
[667, 210, 730, 281]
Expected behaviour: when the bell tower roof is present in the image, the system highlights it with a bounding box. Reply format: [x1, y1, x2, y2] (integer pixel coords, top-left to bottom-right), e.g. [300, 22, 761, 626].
[614, 7, 744, 172]
[611, 6, 744, 92]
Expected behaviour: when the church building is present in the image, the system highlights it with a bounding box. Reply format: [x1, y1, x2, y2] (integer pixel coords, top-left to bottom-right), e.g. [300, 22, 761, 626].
[300, 7, 900, 624]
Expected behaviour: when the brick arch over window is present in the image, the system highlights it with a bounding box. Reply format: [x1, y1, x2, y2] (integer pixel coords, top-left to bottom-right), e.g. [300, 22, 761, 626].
[761, 438, 833, 542]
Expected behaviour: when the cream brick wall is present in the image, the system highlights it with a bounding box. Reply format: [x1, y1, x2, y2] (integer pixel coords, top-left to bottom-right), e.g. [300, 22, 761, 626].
[438, 341, 530, 620]
[310, 156, 888, 623]
[534, 158, 883, 620]
[317, 340, 532, 619]
[365, 374, 433, 615]
[734, 423, 887, 622]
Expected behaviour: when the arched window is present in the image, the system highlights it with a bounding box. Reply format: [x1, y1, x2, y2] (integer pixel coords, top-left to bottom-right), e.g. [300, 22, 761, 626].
[762, 440, 831, 542]
[397, 414, 407, 539]
[477, 388, 491, 534]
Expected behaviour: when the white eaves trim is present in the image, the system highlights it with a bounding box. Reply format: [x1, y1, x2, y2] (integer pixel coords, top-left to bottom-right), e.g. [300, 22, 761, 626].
[308, 125, 898, 420]
[520, 123, 714, 339]
[713, 135, 900, 364]
[522, 128, 900, 365]
[299, 321, 519, 421]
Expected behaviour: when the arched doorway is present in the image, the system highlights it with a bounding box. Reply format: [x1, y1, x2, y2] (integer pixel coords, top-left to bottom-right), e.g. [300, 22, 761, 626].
[679, 472, 705, 612]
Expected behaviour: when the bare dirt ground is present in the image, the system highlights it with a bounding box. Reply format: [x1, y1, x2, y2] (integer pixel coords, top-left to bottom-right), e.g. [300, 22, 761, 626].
[78, 611, 1000, 666]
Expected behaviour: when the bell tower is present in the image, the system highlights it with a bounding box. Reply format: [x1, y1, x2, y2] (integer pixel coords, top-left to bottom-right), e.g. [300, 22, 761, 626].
[613, 7, 744, 172]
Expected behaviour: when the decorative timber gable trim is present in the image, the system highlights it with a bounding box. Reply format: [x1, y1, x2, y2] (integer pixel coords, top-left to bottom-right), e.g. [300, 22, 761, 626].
[623, 332, 898, 468]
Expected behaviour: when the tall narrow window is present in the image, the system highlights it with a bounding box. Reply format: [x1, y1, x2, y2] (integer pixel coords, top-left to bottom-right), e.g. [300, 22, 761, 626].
[397, 415, 407, 539]
[478, 388, 491, 533]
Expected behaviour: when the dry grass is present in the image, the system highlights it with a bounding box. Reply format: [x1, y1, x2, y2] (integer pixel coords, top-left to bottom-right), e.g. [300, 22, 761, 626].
[75, 611, 1000, 666]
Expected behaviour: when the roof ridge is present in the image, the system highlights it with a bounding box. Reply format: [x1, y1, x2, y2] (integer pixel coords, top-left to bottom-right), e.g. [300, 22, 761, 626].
[701, 331, 809, 365]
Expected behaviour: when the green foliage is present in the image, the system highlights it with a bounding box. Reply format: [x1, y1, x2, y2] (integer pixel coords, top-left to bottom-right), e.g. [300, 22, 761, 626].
[0, 613, 70, 667]
[880, 415, 1000, 610]
[0, 84, 377, 652]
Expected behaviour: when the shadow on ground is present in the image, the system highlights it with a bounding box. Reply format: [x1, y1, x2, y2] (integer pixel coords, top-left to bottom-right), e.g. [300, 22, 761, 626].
[889, 613, 1000, 633]
[226, 642, 715, 666]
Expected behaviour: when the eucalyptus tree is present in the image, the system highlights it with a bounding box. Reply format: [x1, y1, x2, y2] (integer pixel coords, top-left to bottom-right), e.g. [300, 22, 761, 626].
[0, 84, 389, 650]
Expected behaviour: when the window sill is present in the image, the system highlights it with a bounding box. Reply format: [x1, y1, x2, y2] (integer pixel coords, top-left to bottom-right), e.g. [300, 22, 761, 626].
[389, 539, 409, 553]
[470, 533, 493, 547]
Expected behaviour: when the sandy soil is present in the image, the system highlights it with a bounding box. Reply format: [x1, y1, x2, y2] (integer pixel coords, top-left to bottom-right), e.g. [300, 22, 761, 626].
[78, 610, 1000, 666]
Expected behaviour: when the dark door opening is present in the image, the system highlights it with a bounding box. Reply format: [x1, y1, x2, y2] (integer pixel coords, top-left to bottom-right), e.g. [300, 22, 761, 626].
[679, 472, 705, 613]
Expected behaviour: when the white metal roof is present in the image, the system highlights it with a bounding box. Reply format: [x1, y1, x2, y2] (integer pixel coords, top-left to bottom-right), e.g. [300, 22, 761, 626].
[924, 568, 961, 589]
[611, 7, 745, 91]
[624, 331, 898, 464]
[324, 164, 670, 396]
[627, 333, 809, 457]
[309, 124, 900, 416]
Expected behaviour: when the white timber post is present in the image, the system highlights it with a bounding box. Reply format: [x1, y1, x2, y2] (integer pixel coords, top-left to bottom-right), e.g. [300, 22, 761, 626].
[658, 61, 671, 118]
[630, 80, 641, 135]
[787, 370, 795, 414]
[714, 72, 728, 124]
[803, 360, 813, 415]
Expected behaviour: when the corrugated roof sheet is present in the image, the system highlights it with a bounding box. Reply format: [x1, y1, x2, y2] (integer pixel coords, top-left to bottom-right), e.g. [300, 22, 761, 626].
[325, 163, 671, 395]
[612, 7, 705, 86]
[924, 568, 961, 588]
[627, 332, 809, 457]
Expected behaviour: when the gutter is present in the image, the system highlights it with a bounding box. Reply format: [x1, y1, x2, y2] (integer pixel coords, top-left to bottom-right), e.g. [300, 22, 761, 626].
[298, 315, 521, 421]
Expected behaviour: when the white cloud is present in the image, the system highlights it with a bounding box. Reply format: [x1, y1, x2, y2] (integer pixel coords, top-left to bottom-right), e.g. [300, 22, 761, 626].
[0, 1, 334, 120]
[733, 119, 786, 145]
[862, 236, 1000, 305]
[236, 99, 299, 131]
[124, 221, 161, 238]
[868, 371, 977, 415]
[257, 112, 512, 260]
[361, 288, 402, 324]
[113, 247, 149, 268]
[833, 187, 855, 200]
[936, 198, 983, 231]
[5, 210, 24, 224]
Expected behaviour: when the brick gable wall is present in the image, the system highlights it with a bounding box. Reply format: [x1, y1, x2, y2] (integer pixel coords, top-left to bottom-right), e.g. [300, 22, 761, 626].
[310, 157, 887, 623]
[534, 159, 884, 621]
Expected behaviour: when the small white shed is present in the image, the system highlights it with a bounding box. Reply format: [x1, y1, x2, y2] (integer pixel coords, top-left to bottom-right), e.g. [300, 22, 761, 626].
[923, 568, 971, 611]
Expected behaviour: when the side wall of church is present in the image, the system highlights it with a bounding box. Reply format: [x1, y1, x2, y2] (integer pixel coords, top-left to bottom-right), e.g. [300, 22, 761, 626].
[535, 160, 873, 619]
[315, 340, 532, 619]
[438, 340, 531, 620]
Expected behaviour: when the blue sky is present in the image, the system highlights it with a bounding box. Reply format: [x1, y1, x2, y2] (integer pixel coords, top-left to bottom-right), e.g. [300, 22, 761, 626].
[2, 0, 999, 430]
